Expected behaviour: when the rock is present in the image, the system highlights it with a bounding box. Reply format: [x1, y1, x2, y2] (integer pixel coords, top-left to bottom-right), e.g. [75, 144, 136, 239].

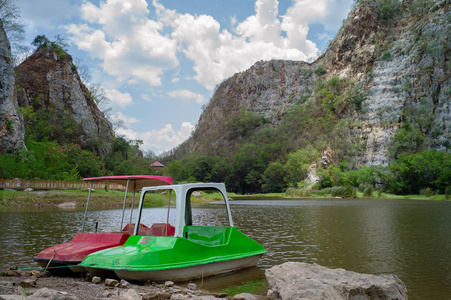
[91, 276, 101, 284]
[24, 188, 33, 192]
[119, 289, 141, 300]
[169, 295, 188, 300]
[164, 281, 175, 287]
[28, 287, 79, 299]
[57, 202, 77, 208]
[104, 278, 119, 287]
[0, 270, 20, 277]
[142, 291, 171, 300]
[265, 262, 408, 300]
[0, 296, 25, 300]
[15, 46, 114, 157]
[0, 19, 25, 154]
[119, 279, 130, 288]
[18, 277, 37, 288]
[26, 270, 44, 278]
[187, 283, 196, 290]
[232, 293, 266, 300]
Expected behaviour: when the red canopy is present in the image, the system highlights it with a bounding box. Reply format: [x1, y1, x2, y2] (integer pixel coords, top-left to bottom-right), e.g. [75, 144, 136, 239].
[83, 175, 172, 190]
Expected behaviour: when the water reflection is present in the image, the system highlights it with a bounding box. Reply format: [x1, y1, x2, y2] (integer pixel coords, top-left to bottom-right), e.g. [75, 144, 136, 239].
[1, 199, 450, 299]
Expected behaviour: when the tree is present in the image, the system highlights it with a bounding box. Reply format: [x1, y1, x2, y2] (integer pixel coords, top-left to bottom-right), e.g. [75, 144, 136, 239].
[31, 35, 50, 49]
[0, 0, 29, 63]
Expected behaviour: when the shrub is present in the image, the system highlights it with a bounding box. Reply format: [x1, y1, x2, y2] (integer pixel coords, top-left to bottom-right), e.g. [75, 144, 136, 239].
[420, 187, 435, 197]
[363, 186, 374, 197]
[381, 50, 392, 60]
[314, 66, 327, 76]
[331, 186, 357, 198]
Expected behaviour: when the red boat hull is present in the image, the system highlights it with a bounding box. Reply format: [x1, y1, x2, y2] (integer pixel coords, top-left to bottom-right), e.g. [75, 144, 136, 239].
[34, 232, 130, 273]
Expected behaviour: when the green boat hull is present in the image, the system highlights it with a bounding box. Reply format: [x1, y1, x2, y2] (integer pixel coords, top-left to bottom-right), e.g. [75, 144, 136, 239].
[80, 226, 266, 282]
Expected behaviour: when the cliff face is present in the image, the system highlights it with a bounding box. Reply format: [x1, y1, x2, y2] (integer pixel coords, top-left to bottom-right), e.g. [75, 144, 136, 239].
[0, 20, 25, 154]
[15, 47, 114, 156]
[188, 0, 450, 166]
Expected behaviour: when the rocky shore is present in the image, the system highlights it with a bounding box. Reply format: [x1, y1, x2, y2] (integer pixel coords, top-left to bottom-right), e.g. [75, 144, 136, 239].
[0, 262, 408, 300]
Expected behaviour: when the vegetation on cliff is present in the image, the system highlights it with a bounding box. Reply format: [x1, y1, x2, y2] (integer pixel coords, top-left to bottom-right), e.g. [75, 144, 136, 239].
[161, 0, 450, 196]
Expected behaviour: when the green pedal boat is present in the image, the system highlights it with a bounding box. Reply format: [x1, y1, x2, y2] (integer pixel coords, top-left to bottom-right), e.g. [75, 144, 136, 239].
[79, 183, 266, 282]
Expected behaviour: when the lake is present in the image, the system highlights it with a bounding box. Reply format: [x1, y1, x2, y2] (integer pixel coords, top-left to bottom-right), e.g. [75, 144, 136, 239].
[0, 198, 450, 299]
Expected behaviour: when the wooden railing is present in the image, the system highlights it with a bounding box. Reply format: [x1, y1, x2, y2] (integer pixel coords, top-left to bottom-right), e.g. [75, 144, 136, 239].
[0, 179, 126, 191]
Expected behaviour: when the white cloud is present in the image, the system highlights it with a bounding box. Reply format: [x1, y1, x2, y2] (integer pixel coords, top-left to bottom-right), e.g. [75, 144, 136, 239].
[141, 94, 153, 102]
[111, 112, 139, 127]
[168, 90, 206, 104]
[116, 122, 195, 154]
[69, 0, 178, 87]
[106, 89, 133, 107]
[69, 0, 351, 91]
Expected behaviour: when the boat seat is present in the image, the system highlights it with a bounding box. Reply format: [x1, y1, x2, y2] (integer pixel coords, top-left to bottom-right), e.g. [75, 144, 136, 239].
[184, 226, 231, 246]
[134, 223, 175, 237]
[122, 223, 150, 235]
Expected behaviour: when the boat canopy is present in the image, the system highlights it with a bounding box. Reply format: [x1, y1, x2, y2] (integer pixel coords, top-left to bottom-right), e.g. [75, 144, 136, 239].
[81, 175, 173, 232]
[83, 175, 173, 190]
[135, 183, 233, 238]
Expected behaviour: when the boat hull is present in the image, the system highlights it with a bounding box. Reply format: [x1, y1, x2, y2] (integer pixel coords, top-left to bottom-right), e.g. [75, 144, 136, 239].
[34, 232, 130, 273]
[80, 226, 266, 282]
[99, 254, 262, 282]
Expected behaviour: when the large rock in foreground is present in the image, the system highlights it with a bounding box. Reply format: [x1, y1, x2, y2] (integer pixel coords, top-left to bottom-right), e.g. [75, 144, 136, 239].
[265, 262, 407, 300]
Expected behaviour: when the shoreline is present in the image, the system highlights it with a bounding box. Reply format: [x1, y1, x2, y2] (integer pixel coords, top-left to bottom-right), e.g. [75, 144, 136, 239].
[1, 189, 448, 209]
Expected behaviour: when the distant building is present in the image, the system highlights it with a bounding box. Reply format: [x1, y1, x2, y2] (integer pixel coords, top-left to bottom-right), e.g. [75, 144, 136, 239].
[150, 161, 165, 169]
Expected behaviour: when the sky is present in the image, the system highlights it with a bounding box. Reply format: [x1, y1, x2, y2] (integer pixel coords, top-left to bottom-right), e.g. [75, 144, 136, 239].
[15, 0, 354, 155]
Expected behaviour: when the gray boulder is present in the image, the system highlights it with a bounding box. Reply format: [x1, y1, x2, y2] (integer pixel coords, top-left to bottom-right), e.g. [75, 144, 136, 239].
[265, 262, 407, 300]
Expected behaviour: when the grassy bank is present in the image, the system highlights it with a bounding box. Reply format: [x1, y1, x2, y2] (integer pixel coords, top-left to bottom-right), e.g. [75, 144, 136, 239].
[229, 191, 450, 201]
[0, 189, 230, 209]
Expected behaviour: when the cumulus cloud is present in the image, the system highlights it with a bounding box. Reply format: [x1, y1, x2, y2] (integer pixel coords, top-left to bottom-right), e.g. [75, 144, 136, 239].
[68, 0, 178, 87]
[168, 90, 206, 104]
[68, 0, 345, 91]
[111, 112, 139, 128]
[106, 89, 133, 107]
[116, 122, 195, 154]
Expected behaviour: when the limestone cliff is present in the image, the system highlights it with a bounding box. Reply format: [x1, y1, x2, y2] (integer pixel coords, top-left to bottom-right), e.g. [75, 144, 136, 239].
[185, 0, 450, 167]
[15, 47, 114, 157]
[0, 19, 25, 154]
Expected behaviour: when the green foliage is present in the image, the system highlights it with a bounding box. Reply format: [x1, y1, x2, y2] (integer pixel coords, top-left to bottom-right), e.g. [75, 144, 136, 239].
[314, 66, 327, 76]
[380, 5, 392, 20]
[387, 150, 451, 194]
[31, 34, 68, 61]
[31, 34, 49, 48]
[261, 162, 288, 193]
[228, 109, 267, 139]
[363, 186, 374, 197]
[5, 119, 13, 133]
[381, 50, 392, 60]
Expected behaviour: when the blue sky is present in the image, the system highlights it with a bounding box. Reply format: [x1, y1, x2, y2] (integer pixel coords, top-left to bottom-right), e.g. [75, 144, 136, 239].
[16, 0, 354, 155]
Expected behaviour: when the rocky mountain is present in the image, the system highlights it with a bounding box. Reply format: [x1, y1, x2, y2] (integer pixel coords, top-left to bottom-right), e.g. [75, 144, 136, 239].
[0, 19, 25, 154]
[14, 44, 114, 157]
[181, 0, 450, 167]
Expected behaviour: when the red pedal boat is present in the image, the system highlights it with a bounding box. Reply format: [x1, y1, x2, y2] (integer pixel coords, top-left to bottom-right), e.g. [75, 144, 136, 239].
[34, 175, 172, 273]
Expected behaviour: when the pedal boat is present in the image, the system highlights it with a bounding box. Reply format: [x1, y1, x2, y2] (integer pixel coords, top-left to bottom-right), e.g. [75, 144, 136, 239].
[33, 175, 173, 273]
[79, 183, 266, 282]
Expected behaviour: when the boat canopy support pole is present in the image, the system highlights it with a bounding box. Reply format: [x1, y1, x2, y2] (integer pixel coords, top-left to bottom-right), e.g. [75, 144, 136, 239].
[166, 191, 171, 223]
[120, 179, 130, 232]
[81, 181, 93, 232]
[130, 181, 136, 224]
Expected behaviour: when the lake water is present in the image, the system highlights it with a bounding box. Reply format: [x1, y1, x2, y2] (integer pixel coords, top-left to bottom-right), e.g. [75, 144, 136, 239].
[0, 199, 450, 299]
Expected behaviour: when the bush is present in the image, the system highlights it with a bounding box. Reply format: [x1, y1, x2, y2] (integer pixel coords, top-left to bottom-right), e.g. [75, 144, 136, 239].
[420, 187, 435, 197]
[331, 186, 357, 198]
[363, 186, 374, 197]
[314, 66, 327, 76]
